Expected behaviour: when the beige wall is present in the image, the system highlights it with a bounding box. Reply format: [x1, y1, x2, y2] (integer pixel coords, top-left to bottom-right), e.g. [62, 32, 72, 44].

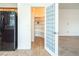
[59, 9, 79, 36]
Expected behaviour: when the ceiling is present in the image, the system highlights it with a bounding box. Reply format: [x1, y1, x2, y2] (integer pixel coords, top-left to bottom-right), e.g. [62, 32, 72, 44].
[59, 3, 79, 9]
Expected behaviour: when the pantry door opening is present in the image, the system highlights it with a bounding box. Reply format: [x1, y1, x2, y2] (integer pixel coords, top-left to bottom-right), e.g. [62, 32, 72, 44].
[31, 7, 45, 50]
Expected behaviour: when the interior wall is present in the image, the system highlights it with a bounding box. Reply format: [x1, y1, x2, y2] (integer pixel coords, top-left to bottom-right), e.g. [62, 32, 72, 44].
[17, 3, 50, 49]
[18, 3, 31, 49]
[59, 9, 79, 36]
[0, 3, 17, 7]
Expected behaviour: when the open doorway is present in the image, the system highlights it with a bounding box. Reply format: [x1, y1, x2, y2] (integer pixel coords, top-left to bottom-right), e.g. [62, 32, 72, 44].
[31, 4, 58, 56]
[59, 3, 79, 56]
[31, 7, 45, 51]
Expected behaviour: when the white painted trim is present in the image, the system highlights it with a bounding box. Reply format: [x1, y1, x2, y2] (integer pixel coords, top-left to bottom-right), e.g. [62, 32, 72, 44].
[45, 46, 57, 56]
[44, 5, 46, 52]
[55, 3, 58, 56]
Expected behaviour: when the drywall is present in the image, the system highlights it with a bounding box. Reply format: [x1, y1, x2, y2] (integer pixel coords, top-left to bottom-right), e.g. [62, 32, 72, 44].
[59, 9, 79, 36]
[0, 3, 17, 7]
[17, 3, 51, 49]
[59, 3, 79, 9]
[18, 3, 31, 49]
